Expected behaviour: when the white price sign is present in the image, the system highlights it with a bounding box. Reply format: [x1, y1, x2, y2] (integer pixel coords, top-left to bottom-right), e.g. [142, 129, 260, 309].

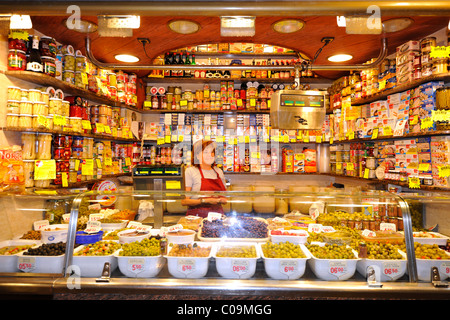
[328, 260, 349, 280]
[308, 223, 323, 233]
[441, 262, 450, 277]
[127, 258, 146, 276]
[33, 220, 49, 231]
[18, 256, 36, 273]
[361, 229, 377, 237]
[279, 260, 298, 279]
[84, 221, 101, 234]
[177, 259, 196, 276]
[89, 213, 104, 221]
[231, 259, 250, 277]
[321, 226, 336, 233]
[380, 222, 396, 232]
[382, 261, 402, 280]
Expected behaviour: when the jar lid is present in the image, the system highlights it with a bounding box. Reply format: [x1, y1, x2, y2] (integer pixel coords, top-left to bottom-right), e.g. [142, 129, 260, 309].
[41, 56, 55, 61]
[6, 113, 19, 116]
[9, 49, 26, 54]
[20, 114, 32, 117]
[7, 100, 20, 102]
[7, 86, 21, 89]
[49, 97, 62, 100]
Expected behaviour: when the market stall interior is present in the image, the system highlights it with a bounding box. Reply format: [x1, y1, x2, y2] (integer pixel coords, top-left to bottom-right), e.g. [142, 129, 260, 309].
[0, 1, 450, 299]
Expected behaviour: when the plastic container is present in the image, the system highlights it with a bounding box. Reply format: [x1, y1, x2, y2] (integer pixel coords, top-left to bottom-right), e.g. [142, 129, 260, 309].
[412, 232, 450, 246]
[0, 240, 40, 273]
[75, 231, 104, 245]
[72, 245, 119, 277]
[166, 229, 196, 245]
[166, 242, 214, 278]
[40, 224, 68, 243]
[260, 243, 310, 280]
[118, 229, 150, 244]
[415, 251, 450, 282]
[356, 250, 407, 281]
[17, 251, 65, 274]
[213, 242, 260, 279]
[269, 229, 309, 244]
[115, 250, 165, 278]
[305, 245, 360, 281]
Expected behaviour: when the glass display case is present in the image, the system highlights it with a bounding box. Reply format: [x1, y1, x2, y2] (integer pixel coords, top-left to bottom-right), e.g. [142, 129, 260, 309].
[1, 188, 449, 299]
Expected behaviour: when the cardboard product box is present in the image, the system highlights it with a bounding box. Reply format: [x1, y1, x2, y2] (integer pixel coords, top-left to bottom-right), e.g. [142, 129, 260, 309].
[419, 81, 445, 99]
[431, 136, 450, 153]
[397, 63, 415, 78]
[379, 118, 396, 136]
[416, 137, 431, 153]
[396, 40, 420, 53]
[409, 122, 421, 134]
[396, 50, 419, 66]
[397, 72, 414, 84]
[433, 175, 450, 188]
[421, 98, 436, 111]
[229, 43, 242, 53]
[370, 100, 388, 117]
[432, 152, 450, 165]
[294, 153, 305, 173]
[241, 43, 254, 53]
[410, 96, 421, 109]
[218, 43, 230, 53]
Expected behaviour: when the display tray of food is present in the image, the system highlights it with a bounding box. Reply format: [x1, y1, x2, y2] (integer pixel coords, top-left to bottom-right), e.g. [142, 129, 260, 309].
[177, 215, 203, 232]
[360, 230, 405, 244]
[259, 242, 311, 280]
[114, 237, 164, 278]
[165, 242, 214, 278]
[198, 216, 269, 242]
[413, 242, 450, 282]
[72, 241, 121, 277]
[412, 231, 449, 246]
[356, 242, 407, 282]
[269, 229, 309, 244]
[305, 243, 360, 281]
[0, 240, 40, 273]
[213, 242, 260, 279]
[16, 242, 68, 274]
[283, 213, 316, 230]
[100, 219, 129, 232]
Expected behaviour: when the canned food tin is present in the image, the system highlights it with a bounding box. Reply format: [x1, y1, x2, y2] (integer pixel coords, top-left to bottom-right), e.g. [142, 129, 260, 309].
[420, 37, 436, 53]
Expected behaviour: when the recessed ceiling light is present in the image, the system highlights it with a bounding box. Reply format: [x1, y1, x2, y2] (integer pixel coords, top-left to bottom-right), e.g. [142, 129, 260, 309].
[168, 20, 200, 34]
[115, 54, 139, 63]
[328, 54, 353, 62]
[10, 15, 32, 29]
[272, 19, 305, 33]
[383, 17, 414, 33]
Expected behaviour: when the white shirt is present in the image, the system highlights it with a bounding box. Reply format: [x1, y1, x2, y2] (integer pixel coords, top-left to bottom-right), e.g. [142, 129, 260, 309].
[184, 166, 226, 192]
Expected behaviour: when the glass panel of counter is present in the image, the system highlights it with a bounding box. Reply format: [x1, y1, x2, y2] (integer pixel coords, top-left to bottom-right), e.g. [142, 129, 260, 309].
[59, 189, 424, 283]
[0, 191, 79, 275]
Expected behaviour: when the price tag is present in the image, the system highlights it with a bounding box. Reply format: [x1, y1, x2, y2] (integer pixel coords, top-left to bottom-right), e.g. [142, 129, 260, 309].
[84, 220, 101, 234]
[419, 163, 430, 172]
[89, 213, 104, 221]
[82, 159, 94, 176]
[231, 259, 250, 277]
[127, 258, 146, 275]
[165, 180, 181, 190]
[177, 259, 196, 276]
[104, 157, 112, 166]
[308, 223, 322, 233]
[61, 172, 68, 187]
[53, 115, 65, 126]
[383, 126, 393, 136]
[421, 117, 434, 130]
[440, 262, 450, 278]
[379, 79, 386, 91]
[96, 158, 102, 169]
[380, 222, 396, 232]
[34, 160, 56, 180]
[382, 261, 402, 280]
[371, 128, 378, 139]
[438, 165, 450, 178]
[81, 120, 92, 130]
[362, 229, 377, 238]
[348, 131, 355, 140]
[104, 126, 111, 134]
[279, 260, 299, 279]
[394, 120, 407, 136]
[321, 226, 336, 233]
[62, 214, 70, 223]
[33, 220, 49, 231]
[75, 159, 80, 171]
[17, 256, 36, 273]
[364, 168, 370, 179]
[125, 157, 131, 166]
[430, 46, 450, 59]
[95, 122, 104, 133]
[81, 72, 88, 85]
[328, 261, 349, 280]
[112, 127, 118, 137]
[347, 163, 354, 171]
[309, 208, 320, 220]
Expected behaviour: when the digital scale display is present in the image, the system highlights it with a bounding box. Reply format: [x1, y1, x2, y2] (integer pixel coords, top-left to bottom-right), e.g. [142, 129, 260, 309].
[280, 94, 324, 108]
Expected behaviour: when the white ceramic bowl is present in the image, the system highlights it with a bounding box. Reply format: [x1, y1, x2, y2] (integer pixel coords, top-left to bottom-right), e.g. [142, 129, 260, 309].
[305, 245, 360, 281]
[115, 250, 165, 278]
[118, 229, 150, 244]
[72, 246, 119, 277]
[0, 240, 41, 273]
[269, 229, 309, 244]
[166, 242, 214, 278]
[259, 243, 311, 280]
[41, 224, 68, 244]
[166, 229, 196, 245]
[356, 249, 407, 282]
[213, 242, 260, 279]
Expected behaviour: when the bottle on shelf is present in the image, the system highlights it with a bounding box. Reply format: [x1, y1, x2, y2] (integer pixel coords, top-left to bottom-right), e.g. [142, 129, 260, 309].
[184, 52, 191, 78]
[26, 35, 43, 73]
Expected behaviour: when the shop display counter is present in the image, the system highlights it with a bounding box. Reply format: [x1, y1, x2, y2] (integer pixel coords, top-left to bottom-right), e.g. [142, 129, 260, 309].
[0, 189, 449, 299]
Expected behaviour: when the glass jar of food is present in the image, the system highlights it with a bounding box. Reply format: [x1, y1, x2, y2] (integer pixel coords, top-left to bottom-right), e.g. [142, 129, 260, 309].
[46, 115, 54, 130]
[19, 114, 33, 128]
[28, 89, 42, 102]
[49, 98, 62, 115]
[19, 101, 32, 114]
[61, 100, 70, 117]
[41, 92, 50, 105]
[68, 170, 78, 184]
[32, 102, 48, 116]
[21, 133, 36, 160]
[23, 160, 35, 188]
[39, 36, 56, 58]
[6, 113, 19, 128]
[7, 86, 21, 100]
[20, 88, 28, 101]
[36, 133, 52, 160]
[64, 54, 75, 70]
[7, 49, 26, 71]
[63, 70, 75, 84]
[34, 179, 51, 188]
[8, 33, 27, 51]
[69, 117, 82, 133]
[6, 100, 20, 114]
[41, 56, 56, 77]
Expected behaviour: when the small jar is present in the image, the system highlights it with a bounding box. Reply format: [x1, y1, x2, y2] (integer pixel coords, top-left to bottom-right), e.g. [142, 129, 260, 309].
[46, 115, 54, 130]
[28, 89, 42, 102]
[6, 113, 19, 127]
[8, 35, 27, 51]
[358, 242, 368, 258]
[49, 98, 62, 115]
[39, 36, 56, 58]
[61, 101, 70, 117]
[69, 117, 82, 133]
[41, 56, 56, 77]
[34, 179, 51, 188]
[19, 114, 32, 128]
[63, 70, 75, 84]
[20, 88, 29, 101]
[7, 49, 26, 71]
[21, 132, 36, 160]
[68, 170, 78, 184]
[63, 54, 75, 71]
[41, 92, 50, 105]
[23, 160, 35, 188]
[6, 100, 20, 114]
[354, 218, 363, 230]
[36, 133, 53, 160]
[7, 86, 21, 100]
[32, 102, 48, 116]
[19, 101, 33, 114]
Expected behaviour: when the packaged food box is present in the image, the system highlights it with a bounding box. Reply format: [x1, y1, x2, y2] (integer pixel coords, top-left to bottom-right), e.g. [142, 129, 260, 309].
[396, 50, 419, 66]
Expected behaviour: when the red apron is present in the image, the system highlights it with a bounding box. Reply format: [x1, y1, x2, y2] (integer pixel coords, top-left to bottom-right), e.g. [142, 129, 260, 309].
[186, 167, 226, 218]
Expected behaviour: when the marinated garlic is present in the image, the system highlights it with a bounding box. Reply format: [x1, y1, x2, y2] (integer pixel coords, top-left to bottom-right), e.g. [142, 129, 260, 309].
[49, 98, 62, 115]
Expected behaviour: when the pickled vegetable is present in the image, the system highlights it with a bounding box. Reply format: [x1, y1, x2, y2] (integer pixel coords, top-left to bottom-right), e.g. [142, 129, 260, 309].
[261, 242, 306, 258]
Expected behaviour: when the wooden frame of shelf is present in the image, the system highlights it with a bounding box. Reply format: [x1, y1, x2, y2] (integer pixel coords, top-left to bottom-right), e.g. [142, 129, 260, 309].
[144, 77, 329, 84]
[140, 108, 270, 114]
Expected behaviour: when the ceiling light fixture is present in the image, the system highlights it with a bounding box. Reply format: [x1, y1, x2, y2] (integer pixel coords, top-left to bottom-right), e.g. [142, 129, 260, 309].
[336, 16, 346, 27]
[115, 54, 140, 63]
[9, 14, 32, 29]
[168, 19, 200, 34]
[272, 19, 305, 33]
[328, 54, 353, 62]
[382, 17, 414, 33]
[98, 15, 140, 37]
[220, 16, 255, 37]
